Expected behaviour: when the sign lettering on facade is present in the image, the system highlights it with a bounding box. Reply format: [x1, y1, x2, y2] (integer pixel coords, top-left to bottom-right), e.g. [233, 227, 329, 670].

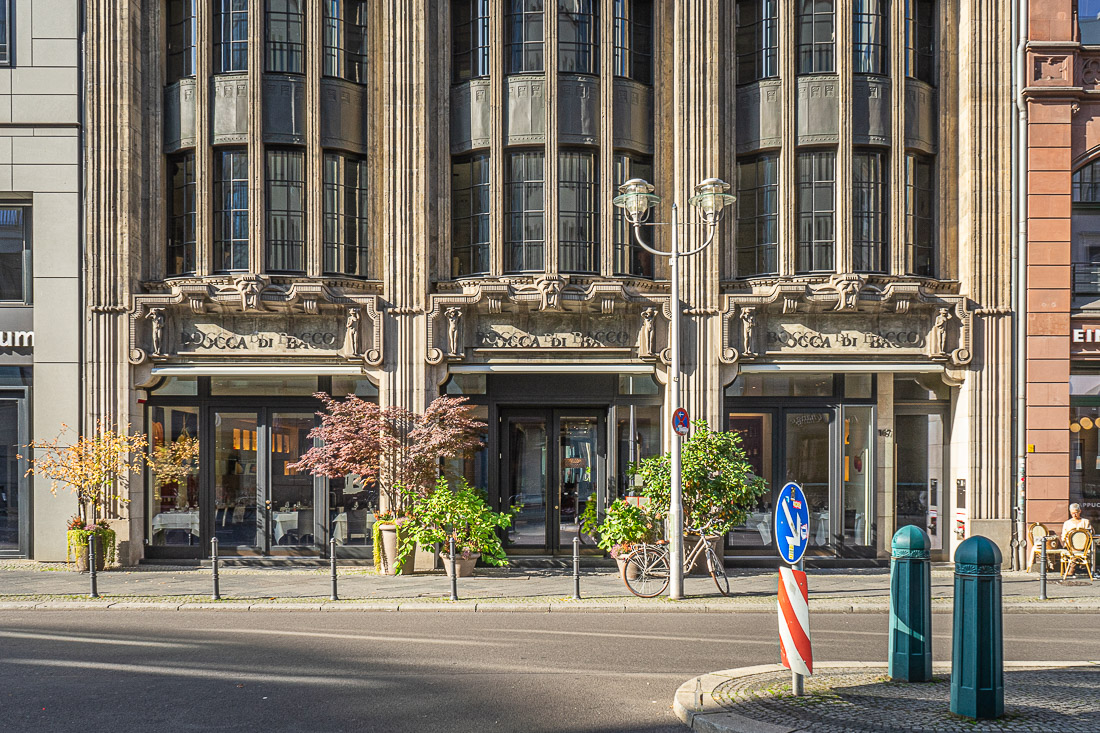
[175, 316, 344, 356]
[0, 330, 33, 349]
[763, 315, 930, 355]
[473, 314, 634, 350]
[1070, 322, 1100, 357]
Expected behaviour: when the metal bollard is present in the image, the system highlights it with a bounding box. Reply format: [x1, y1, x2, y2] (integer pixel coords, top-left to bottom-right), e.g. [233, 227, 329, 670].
[330, 537, 339, 601]
[449, 537, 458, 601]
[888, 525, 932, 682]
[573, 536, 581, 600]
[211, 537, 221, 601]
[950, 536, 1004, 720]
[1039, 535, 1051, 600]
[88, 534, 99, 599]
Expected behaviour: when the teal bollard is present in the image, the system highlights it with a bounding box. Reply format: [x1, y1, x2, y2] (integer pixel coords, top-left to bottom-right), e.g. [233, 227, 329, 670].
[888, 525, 932, 682]
[950, 536, 1004, 719]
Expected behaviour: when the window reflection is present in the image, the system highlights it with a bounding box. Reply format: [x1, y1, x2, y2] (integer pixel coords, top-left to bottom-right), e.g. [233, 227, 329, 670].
[726, 412, 774, 550]
[148, 406, 201, 546]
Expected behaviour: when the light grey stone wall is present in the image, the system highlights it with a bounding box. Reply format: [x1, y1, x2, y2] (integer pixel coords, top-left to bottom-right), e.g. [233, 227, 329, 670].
[0, 0, 82, 560]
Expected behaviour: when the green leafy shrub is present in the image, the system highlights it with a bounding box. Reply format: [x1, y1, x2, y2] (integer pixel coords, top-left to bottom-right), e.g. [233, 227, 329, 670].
[397, 477, 513, 568]
[631, 419, 767, 536]
[594, 499, 656, 558]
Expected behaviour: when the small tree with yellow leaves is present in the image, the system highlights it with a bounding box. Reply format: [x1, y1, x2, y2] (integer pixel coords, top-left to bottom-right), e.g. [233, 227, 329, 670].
[20, 416, 149, 525]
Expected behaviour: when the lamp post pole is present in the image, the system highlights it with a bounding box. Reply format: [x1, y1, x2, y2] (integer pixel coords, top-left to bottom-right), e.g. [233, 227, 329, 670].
[613, 179, 734, 601]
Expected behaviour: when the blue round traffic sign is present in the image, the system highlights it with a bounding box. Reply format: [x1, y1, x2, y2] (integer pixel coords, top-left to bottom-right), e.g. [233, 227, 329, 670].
[672, 408, 690, 436]
[774, 482, 810, 565]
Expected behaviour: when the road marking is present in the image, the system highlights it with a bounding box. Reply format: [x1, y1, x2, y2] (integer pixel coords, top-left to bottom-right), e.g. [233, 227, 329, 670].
[3, 658, 381, 687]
[0, 630, 194, 648]
[483, 628, 778, 646]
[205, 627, 509, 647]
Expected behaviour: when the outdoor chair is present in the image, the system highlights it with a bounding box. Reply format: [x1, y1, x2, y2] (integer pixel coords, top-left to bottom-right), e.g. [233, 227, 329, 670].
[1060, 528, 1095, 580]
[1026, 522, 1062, 573]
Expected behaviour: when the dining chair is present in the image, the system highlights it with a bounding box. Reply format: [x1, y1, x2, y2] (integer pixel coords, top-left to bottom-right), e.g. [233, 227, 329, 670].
[1061, 529, 1095, 580]
[1026, 522, 1060, 573]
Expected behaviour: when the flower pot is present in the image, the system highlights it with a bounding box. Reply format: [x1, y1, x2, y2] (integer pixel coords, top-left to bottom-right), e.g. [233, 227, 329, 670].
[616, 555, 640, 580]
[377, 524, 416, 575]
[685, 536, 722, 575]
[441, 552, 479, 577]
[72, 538, 106, 573]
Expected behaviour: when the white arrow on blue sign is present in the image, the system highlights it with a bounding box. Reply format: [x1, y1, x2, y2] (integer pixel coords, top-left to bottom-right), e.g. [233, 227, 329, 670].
[774, 481, 810, 566]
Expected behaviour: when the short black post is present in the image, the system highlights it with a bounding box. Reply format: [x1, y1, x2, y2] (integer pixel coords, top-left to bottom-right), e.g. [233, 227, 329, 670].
[572, 536, 581, 600]
[211, 537, 221, 601]
[330, 536, 339, 601]
[1039, 535, 1049, 601]
[449, 537, 458, 601]
[88, 534, 99, 599]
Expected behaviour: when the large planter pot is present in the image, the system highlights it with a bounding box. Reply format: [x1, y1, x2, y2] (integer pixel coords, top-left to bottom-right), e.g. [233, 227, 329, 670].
[685, 536, 722, 575]
[72, 536, 107, 573]
[441, 552, 479, 577]
[377, 524, 416, 575]
[615, 555, 641, 580]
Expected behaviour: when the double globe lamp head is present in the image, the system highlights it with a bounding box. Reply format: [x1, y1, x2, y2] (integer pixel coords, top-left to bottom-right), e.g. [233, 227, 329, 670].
[612, 177, 736, 225]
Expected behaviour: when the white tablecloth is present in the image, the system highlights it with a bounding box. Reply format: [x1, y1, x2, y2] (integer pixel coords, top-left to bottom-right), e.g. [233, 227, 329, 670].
[272, 512, 299, 542]
[332, 513, 347, 544]
[151, 511, 199, 536]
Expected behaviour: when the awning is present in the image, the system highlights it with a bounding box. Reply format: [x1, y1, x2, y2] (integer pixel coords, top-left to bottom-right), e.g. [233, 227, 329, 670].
[150, 364, 365, 376]
[449, 363, 655, 374]
[740, 363, 944, 374]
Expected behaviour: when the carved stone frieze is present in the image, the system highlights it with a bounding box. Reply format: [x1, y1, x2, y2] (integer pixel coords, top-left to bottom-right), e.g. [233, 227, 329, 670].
[719, 280, 973, 368]
[425, 279, 670, 365]
[128, 278, 384, 366]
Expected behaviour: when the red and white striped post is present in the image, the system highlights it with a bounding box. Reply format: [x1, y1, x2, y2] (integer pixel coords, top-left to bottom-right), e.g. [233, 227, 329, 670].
[778, 564, 813, 694]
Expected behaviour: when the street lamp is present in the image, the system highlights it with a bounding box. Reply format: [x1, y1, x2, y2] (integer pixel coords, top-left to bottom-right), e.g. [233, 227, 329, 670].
[613, 177, 735, 600]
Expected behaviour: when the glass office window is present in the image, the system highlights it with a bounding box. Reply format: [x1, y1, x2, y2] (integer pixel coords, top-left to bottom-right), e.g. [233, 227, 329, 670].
[454, 0, 491, 82]
[266, 148, 306, 273]
[266, 0, 305, 74]
[905, 152, 935, 277]
[853, 0, 887, 75]
[559, 150, 599, 274]
[167, 0, 197, 82]
[736, 153, 779, 277]
[797, 0, 835, 74]
[853, 150, 887, 273]
[0, 206, 29, 303]
[559, 0, 598, 75]
[905, 0, 935, 83]
[613, 0, 653, 83]
[323, 152, 370, 278]
[167, 153, 197, 276]
[736, 0, 779, 83]
[214, 148, 249, 271]
[216, 0, 249, 73]
[452, 153, 492, 277]
[323, 1, 368, 82]
[507, 0, 545, 73]
[613, 154, 654, 278]
[505, 150, 545, 272]
[796, 150, 836, 273]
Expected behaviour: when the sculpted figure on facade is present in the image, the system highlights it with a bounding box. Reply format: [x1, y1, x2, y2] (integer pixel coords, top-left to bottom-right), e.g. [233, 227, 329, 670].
[639, 307, 656, 358]
[740, 306, 757, 357]
[445, 307, 463, 358]
[234, 276, 267, 312]
[537, 277, 564, 311]
[932, 308, 951, 357]
[147, 308, 166, 357]
[344, 307, 362, 356]
[831, 275, 864, 311]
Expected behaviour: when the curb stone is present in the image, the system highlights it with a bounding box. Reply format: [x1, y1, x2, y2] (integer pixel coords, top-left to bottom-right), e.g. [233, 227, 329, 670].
[673, 661, 1100, 733]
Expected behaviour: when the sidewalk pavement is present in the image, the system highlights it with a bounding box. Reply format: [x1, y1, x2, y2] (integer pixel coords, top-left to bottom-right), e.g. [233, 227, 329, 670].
[674, 662, 1100, 732]
[1, 560, 1098, 611]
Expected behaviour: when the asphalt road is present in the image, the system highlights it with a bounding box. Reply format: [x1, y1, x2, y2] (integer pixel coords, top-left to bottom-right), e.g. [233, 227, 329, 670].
[1, 611, 1098, 733]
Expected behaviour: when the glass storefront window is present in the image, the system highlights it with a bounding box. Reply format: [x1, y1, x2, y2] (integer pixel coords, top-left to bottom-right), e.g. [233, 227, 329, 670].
[444, 374, 487, 395]
[210, 376, 318, 396]
[726, 412, 774, 551]
[452, 404, 489, 492]
[894, 375, 949, 401]
[844, 374, 872, 399]
[1071, 401, 1100, 527]
[151, 376, 198, 396]
[840, 405, 875, 554]
[331, 376, 379, 397]
[787, 411, 831, 552]
[616, 405, 660, 497]
[725, 373, 834, 397]
[618, 374, 659, 395]
[147, 405, 201, 546]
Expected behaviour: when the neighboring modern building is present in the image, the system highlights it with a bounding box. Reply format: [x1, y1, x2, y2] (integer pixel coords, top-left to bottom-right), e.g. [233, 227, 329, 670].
[0, 0, 82, 560]
[1024, 0, 1100, 541]
[83, 1, 1013, 565]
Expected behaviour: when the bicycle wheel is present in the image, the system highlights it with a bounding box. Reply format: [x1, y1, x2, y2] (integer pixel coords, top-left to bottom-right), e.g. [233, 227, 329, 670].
[622, 545, 670, 598]
[706, 545, 730, 596]
[575, 522, 597, 547]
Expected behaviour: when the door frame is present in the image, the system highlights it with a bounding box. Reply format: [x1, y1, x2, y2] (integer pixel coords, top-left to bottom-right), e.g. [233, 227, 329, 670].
[498, 406, 607, 554]
[0, 388, 29, 557]
[893, 404, 949, 552]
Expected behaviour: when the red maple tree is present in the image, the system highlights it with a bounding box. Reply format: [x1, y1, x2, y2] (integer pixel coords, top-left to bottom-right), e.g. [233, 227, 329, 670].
[289, 394, 485, 513]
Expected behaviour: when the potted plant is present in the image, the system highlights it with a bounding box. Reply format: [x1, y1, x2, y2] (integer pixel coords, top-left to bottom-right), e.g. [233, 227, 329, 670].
[290, 394, 486, 575]
[397, 477, 512, 577]
[371, 510, 413, 575]
[20, 416, 148, 570]
[631, 419, 767, 574]
[593, 499, 656, 577]
[66, 516, 116, 572]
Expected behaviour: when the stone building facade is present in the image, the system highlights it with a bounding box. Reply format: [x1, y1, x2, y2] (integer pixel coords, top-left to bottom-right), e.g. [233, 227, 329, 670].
[1024, 0, 1100, 543]
[83, 1, 1014, 564]
[0, 0, 81, 560]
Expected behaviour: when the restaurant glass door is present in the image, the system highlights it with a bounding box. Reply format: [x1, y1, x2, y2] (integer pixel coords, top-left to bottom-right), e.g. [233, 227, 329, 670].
[500, 408, 605, 553]
[0, 394, 27, 556]
[211, 408, 319, 554]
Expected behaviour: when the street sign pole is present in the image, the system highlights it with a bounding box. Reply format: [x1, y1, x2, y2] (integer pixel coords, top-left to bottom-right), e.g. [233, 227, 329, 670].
[668, 204, 683, 601]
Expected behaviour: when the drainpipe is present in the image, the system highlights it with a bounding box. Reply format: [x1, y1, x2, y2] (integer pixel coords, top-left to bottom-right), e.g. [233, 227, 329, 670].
[1012, 0, 1029, 571]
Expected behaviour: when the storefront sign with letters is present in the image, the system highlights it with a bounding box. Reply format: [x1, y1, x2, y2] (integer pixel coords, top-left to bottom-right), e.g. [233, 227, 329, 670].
[763, 315, 929, 355]
[175, 315, 344, 356]
[0, 330, 33, 349]
[474, 314, 633, 350]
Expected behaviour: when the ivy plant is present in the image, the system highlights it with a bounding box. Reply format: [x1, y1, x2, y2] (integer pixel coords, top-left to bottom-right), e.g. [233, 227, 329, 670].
[397, 477, 513, 568]
[631, 419, 767, 536]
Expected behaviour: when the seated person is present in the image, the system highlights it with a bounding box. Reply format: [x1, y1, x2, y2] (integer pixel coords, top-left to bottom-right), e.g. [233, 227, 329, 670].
[1060, 503, 1093, 576]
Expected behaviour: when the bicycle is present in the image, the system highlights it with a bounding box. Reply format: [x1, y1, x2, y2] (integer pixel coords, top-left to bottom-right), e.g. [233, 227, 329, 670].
[620, 519, 729, 598]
